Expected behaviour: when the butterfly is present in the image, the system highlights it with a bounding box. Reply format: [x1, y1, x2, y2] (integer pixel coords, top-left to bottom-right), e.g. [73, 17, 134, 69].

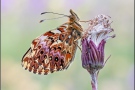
[22, 9, 83, 75]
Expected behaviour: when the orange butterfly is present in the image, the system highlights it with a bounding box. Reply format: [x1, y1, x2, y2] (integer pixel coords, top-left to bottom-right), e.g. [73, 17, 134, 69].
[22, 9, 83, 75]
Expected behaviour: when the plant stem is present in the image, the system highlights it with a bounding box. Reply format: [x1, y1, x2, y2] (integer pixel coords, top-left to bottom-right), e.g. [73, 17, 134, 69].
[90, 72, 98, 90]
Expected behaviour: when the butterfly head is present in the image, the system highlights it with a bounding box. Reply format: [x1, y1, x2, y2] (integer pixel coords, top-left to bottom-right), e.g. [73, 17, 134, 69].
[68, 9, 83, 36]
[69, 9, 80, 22]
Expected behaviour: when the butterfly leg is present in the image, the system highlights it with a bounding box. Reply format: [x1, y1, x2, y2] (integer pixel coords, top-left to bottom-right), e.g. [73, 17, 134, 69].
[73, 41, 82, 52]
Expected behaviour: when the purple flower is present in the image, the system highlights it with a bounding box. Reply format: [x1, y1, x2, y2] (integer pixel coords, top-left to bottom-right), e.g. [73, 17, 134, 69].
[81, 14, 115, 90]
[82, 39, 106, 74]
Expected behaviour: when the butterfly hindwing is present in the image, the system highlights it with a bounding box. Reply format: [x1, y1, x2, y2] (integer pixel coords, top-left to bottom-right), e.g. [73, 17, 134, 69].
[22, 25, 78, 75]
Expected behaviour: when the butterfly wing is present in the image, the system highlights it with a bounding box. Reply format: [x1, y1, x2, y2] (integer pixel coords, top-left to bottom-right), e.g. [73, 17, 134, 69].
[22, 27, 78, 75]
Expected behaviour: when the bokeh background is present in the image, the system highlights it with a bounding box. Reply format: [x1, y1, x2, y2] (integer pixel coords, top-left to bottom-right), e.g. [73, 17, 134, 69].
[1, 0, 134, 90]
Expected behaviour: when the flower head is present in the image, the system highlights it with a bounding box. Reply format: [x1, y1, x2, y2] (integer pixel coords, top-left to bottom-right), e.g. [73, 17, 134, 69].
[81, 15, 115, 90]
[81, 14, 115, 74]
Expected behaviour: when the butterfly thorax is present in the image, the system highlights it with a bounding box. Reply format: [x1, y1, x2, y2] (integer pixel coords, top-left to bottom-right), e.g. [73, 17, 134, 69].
[58, 22, 82, 42]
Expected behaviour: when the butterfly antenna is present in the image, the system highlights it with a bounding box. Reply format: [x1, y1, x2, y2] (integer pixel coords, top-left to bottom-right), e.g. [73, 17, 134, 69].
[40, 12, 69, 23]
[40, 16, 68, 23]
[41, 12, 69, 16]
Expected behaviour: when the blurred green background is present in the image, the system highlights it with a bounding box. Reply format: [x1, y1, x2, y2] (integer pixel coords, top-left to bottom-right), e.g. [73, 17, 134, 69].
[1, 0, 134, 90]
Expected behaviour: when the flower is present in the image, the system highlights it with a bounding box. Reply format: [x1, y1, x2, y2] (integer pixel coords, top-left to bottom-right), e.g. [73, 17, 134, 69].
[81, 14, 115, 90]
[81, 38, 106, 74]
